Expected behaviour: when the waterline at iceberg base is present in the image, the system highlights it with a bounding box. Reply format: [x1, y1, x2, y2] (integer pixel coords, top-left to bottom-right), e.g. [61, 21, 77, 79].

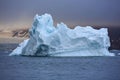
[9, 13, 114, 56]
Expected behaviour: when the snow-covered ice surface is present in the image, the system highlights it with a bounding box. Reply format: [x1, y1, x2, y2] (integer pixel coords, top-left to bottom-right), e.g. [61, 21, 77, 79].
[9, 13, 114, 56]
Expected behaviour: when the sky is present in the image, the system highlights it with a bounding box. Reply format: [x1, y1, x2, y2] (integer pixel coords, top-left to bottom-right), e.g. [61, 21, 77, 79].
[0, 0, 120, 29]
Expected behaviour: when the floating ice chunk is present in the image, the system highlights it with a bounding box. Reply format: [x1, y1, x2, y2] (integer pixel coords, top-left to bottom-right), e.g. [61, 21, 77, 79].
[9, 13, 114, 56]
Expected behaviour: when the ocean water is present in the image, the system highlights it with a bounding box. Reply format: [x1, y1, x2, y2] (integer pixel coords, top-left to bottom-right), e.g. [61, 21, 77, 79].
[0, 44, 120, 80]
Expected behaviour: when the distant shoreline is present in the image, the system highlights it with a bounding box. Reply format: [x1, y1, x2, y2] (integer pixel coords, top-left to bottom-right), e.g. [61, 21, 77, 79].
[0, 37, 27, 43]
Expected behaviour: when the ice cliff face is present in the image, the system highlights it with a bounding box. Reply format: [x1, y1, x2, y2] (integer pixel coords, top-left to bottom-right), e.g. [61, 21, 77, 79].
[9, 13, 114, 56]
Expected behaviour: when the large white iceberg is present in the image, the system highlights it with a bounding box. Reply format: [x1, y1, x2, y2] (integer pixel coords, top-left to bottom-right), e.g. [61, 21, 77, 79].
[9, 13, 114, 56]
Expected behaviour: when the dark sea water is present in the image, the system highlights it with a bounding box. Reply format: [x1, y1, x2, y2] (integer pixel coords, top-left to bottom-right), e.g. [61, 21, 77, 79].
[0, 44, 120, 80]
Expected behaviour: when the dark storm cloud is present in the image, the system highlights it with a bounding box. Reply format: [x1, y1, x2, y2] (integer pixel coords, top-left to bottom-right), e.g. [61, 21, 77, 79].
[0, 0, 120, 26]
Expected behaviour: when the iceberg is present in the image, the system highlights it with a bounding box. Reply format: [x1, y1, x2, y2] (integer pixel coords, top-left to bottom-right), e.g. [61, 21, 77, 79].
[9, 13, 114, 56]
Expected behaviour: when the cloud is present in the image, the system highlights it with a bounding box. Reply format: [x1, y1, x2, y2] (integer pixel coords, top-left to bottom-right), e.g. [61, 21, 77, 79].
[0, 0, 120, 27]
